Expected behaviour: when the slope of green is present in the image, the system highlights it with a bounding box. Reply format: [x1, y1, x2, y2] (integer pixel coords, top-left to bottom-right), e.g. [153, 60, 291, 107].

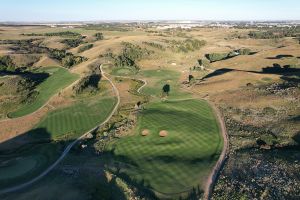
[106, 99, 222, 198]
[8, 67, 79, 118]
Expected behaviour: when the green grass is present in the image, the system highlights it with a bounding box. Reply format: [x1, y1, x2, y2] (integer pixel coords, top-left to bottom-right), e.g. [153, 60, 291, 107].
[0, 96, 117, 189]
[0, 142, 63, 188]
[139, 69, 191, 99]
[34, 96, 117, 140]
[8, 67, 79, 118]
[106, 99, 222, 198]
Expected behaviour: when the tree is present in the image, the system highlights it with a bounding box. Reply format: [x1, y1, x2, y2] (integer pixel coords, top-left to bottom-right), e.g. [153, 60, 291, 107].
[197, 58, 210, 68]
[162, 84, 170, 96]
[188, 75, 194, 83]
[0, 55, 16, 71]
[238, 48, 251, 55]
[94, 32, 104, 40]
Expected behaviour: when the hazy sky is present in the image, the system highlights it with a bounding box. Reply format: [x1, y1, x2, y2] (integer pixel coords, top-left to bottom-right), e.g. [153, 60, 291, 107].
[0, 0, 299, 22]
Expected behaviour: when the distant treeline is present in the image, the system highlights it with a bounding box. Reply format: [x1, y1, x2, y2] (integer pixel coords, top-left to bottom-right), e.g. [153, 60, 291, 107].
[84, 24, 129, 32]
[22, 31, 82, 37]
[249, 27, 300, 39]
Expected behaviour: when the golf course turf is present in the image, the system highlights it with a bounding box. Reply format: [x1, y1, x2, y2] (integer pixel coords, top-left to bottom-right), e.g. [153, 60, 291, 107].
[139, 69, 191, 99]
[106, 99, 222, 198]
[8, 67, 79, 118]
[33, 96, 117, 140]
[0, 96, 117, 188]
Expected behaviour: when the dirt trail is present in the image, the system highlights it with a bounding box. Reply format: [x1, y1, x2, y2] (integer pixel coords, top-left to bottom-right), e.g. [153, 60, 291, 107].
[0, 64, 147, 195]
[203, 102, 229, 200]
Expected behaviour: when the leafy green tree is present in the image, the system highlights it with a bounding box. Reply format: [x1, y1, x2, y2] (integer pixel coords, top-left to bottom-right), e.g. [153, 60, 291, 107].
[0, 55, 16, 71]
[188, 75, 194, 83]
[94, 32, 104, 40]
[162, 84, 170, 96]
[205, 53, 229, 62]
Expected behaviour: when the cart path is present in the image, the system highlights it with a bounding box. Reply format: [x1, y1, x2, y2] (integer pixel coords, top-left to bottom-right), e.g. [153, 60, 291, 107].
[203, 102, 229, 200]
[0, 64, 131, 194]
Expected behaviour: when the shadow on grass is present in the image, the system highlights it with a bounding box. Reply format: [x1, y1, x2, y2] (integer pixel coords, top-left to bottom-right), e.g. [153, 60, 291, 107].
[0, 70, 50, 86]
[0, 128, 68, 189]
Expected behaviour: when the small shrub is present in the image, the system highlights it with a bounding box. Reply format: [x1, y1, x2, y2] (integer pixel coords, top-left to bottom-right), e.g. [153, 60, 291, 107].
[94, 32, 104, 40]
[78, 44, 93, 53]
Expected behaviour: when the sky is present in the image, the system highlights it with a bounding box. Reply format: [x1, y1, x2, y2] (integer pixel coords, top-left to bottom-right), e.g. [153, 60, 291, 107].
[0, 0, 299, 22]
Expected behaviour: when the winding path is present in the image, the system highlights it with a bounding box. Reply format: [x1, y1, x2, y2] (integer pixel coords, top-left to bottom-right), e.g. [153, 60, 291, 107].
[0, 64, 226, 199]
[0, 64, 127, 194]
[203, 102, 229, 200]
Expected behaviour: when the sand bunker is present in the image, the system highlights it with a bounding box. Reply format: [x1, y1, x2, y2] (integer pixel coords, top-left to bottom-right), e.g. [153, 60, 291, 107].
[141, 129, 150, 136]
[159, 130, 168, 137]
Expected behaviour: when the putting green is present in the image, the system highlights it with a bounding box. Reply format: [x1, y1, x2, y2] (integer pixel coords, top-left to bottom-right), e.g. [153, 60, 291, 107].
[8, 67, 79, 118]
[106, 99, 222, 198]
[139, 69, 191, 99]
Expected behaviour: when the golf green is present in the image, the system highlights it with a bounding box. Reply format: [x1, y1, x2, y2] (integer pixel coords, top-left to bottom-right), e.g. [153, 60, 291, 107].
[106, 99, 222, 198]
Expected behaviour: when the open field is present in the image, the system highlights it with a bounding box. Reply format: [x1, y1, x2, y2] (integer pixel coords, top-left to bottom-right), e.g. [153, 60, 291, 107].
[106, 99, 222, 198]
[0, 23, 299, 200]
[8, 67, 79, 118]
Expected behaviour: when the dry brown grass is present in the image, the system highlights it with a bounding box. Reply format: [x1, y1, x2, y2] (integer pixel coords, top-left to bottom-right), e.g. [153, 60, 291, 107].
[0, 26, 299, 144]
[34, 55, 61, 67]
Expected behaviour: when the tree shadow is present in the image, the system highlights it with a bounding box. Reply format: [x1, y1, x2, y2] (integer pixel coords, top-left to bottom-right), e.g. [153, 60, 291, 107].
[201, 68, 235, 80]
[266, 54, 294, 59]
[0, 128, 52, 152]
[0, 70, 50, 85]
[200, 63, 300, 83]
[0, 128, 70, 189]
[292, 132, 300, 145]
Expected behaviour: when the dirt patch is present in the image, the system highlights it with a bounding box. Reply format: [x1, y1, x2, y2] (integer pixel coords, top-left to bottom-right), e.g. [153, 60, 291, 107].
[0, 106, 49, 143]
[141, 129, 150, 136]
[159, 130, 168, 137]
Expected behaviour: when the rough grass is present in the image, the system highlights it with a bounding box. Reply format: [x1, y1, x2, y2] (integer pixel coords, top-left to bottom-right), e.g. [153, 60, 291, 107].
[8, 67, 79, 118]
[35, 96, 117, 140]
[106, 99, 222, 198]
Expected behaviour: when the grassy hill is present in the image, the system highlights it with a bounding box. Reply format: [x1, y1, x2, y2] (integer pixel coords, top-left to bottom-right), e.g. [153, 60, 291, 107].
[8, 67, 79, 118]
